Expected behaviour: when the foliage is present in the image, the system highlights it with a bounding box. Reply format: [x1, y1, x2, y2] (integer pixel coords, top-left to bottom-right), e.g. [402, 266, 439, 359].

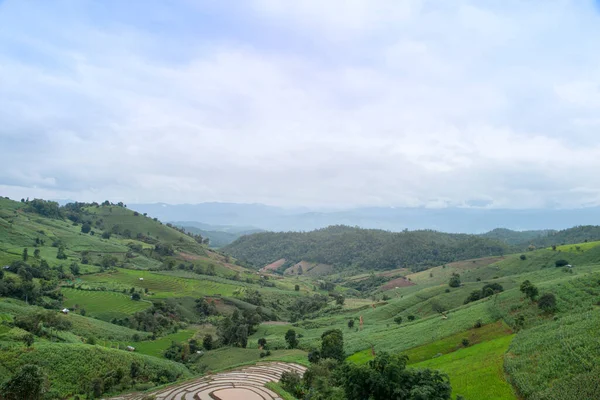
[203, 334, 213, 350]
[320, 329, 344, 362]
[285, 329, 299, 349]
[537, 293, 557, 312]
[341, 352, 452, 400]
[448, 273, 461, 288]
[555, 259, 569, 267]
[0, 364, 47, 400]
[464, 283, 504, 304]
[224, 225, 509, 272]
[217, 309, 261, 348]
[519, 280, 538, 301]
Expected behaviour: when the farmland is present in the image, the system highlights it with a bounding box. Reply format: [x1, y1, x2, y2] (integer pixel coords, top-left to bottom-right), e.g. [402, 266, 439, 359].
[2, 196, 600, 399]
[61, 288, 152, 321]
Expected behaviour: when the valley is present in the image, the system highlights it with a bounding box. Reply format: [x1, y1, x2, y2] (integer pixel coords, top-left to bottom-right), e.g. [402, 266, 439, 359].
[1, 196, 600, 399]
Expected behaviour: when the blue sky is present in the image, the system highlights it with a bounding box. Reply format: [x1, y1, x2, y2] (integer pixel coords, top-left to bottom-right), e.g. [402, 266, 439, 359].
[1, 0, 600, 208]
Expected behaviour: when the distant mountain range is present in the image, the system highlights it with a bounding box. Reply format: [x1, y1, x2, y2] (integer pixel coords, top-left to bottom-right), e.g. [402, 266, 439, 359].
[172, 221, 264, 248]
[130, 202, 600, 233]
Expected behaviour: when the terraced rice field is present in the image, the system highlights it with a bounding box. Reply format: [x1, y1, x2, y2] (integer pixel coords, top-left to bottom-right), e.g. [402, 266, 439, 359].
[61, 288, 151, 320]
[111, 362, 306, 400]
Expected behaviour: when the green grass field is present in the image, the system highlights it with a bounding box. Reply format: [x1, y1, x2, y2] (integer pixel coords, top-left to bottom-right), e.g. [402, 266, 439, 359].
[412, 335, 516, 400]
[197, 347, 309, 372]
[61, 287, 151, 320]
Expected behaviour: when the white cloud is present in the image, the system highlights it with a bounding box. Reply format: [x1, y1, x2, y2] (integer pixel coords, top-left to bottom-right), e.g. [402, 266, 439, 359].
[1, 0, 600, 208]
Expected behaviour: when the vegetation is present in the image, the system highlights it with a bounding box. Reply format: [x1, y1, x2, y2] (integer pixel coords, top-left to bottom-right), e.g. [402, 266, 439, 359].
[224, 225, 510, 271]
[4, 196, 600, 399]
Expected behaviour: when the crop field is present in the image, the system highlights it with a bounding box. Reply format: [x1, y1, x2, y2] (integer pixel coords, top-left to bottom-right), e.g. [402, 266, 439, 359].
[552, 240, 600, 252]
[0, 342, 191, 398]
[197, 347, 309, 372]
[412, 335, 516, 400]
[504, 273, 600, 400]
[128, 329, 197, 358]
[78, 268, 244, 297]
[61, 287, 151, 320]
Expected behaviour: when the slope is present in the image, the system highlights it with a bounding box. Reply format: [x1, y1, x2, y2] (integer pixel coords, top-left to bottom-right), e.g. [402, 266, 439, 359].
[224, 225, 511, 272]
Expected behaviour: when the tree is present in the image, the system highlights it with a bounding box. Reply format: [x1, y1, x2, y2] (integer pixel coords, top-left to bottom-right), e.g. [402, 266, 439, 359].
[56, 246, 67, 260]
[202, 334, 213, 350]
[448, 273, 461, 288]
[258, 338, 267, 349]
[33, 249, 40, 259]
[394, 315, 403, 324]
[348, 319, 355, 329]
[0, 364, 47, 400]
[336, 295, 345, 306]
[285, 329, 299, 349]
[131, 293, 141, 301]
[69, 262, 80, 276]
[340, 352, 451, 400]
[23, 333, 34, 348]
[538, 293, 557, 312]
[22, 248, 28, 261]
[520, 254, 527, 260]
[555, 259, 569, 268]
[294, 284, 300, 291]
[520, 280, 539, 301]
[320, 329, 344, 361]
[92, 377, 104, 397]
[101, 231, 111, 239]
[81, 223, 91, 234]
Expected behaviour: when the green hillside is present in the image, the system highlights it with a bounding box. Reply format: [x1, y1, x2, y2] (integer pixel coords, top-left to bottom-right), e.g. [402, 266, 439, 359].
[224, 225, 511, 272]
[2, 196, 600, 399]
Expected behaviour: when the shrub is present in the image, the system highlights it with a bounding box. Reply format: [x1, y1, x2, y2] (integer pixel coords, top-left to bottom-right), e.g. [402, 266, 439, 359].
[448, 273, 461, 288]
[348, 319, 355, 329]
[0, 364, 47, 400]
[520, 280, 539, 301]
[520, 254, 527, 260]
[462, 338, 470, 347]
[555, 259, 569, 268]
[394, 316, 403, 324]
[202, 334, 213, 350]
[285, 329, 299, 349]
[407, 315, 416, 321]
[473, 319, 483, 329]
[538, 293, 557, 312]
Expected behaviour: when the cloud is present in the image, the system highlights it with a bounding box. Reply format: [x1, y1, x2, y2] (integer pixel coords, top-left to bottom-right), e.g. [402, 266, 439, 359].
[1, 0, 600, 208]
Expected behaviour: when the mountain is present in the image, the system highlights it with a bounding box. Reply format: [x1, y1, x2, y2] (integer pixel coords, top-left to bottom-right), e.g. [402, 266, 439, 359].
[173, 221, 264, 248]
[223, 225, 511, 272]
[130, 202, 600, 233]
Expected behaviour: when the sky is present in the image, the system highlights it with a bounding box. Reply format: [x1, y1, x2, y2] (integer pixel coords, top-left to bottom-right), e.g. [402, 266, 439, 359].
[1, 0, 600, 209]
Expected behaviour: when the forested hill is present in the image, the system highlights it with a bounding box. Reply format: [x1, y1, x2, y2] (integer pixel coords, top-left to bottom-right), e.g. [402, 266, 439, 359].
[527, 225, 600, 248]
[479, 226, 600, 248]
[479, 228, 555, 245]
[223, 225, 510, 272]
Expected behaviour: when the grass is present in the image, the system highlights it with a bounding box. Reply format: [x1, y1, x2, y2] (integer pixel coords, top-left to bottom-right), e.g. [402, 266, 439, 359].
[347, 321, 513, 365]
[61, 287, 151, 320]
[412, 335, 517, 400]
[197, 347, 309, 372]
[0, 342, 191, 398]
[265, 382, 297, 400]
[78, 268, 245, 298]
[130, 329, 196, 358]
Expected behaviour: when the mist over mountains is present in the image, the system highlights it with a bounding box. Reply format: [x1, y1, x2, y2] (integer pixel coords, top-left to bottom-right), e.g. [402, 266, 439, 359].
[129, 202, 600, 233]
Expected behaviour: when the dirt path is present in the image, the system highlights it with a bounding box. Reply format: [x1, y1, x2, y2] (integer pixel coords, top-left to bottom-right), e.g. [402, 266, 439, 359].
[110, 361, 306, 400]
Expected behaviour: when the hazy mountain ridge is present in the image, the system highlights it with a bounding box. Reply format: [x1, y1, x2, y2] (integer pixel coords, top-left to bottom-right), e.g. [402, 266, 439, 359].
[130, 202, 600, 233]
